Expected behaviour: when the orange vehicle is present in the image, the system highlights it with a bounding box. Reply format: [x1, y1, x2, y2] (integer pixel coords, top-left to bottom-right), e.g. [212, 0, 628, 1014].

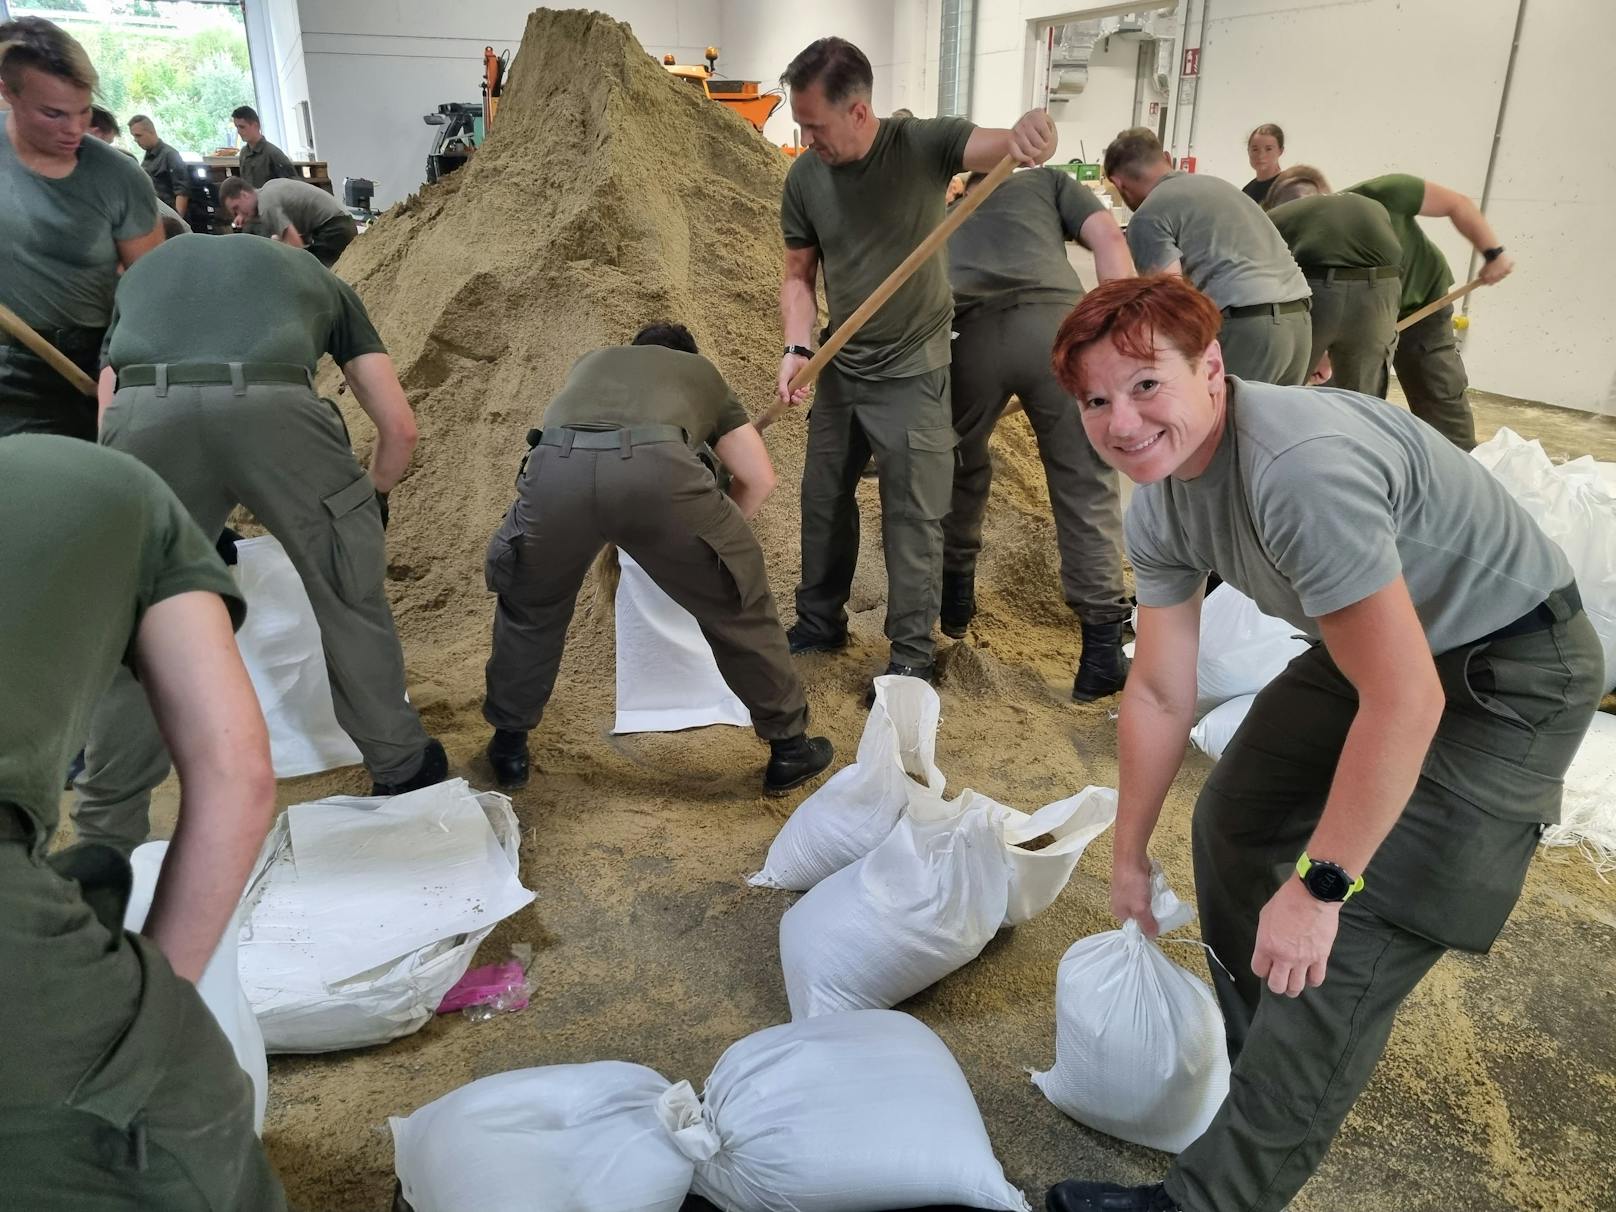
[483, 46, 508, 130]
[662, 48, 803, 156]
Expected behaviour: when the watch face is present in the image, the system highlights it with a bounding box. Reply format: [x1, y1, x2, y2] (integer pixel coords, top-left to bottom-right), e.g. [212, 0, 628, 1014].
[1306, 864, 1350, 902]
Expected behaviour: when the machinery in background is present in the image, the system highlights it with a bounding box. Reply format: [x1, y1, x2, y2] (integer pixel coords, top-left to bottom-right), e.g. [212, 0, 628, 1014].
[423, 102, 484, 184]
[483, 46, 508, 129]
[344, 177, 377, 230]
[660, 47, 802, 156]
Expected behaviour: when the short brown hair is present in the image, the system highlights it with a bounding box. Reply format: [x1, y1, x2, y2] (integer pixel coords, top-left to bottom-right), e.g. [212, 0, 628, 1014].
[219, 176, 255, 203]
[0, 16, 97, 92]
[1248, 123, 1285, 151]
[782, 37, 873, 105]
[1103, 127, 1167, 180]
[1264, 164, 1331, 209]
[90, 106, 119, 137]
[1051, 275, 1223, 401]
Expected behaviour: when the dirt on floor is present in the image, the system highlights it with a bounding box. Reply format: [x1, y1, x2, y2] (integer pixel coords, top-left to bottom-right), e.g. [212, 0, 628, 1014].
[122, 9, 1616, 1210]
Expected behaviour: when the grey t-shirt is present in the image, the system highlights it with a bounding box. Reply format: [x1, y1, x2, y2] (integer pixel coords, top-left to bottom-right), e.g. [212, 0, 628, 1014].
[542, 345, 749, 453]
[1126, 172, 1309, 310]
[0, 130, 158, 330]
[1125, 378, 1571, 653]
[258, 178, 348, 241]
[948, 167, 1103, 317]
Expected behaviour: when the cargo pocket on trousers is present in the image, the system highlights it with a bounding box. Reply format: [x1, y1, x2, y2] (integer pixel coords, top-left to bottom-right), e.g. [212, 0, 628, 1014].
[322, 472, 386, 608]
[905, 425, 958, 521]
[697, 512, 771, 612]
[484, 522, 521, 595]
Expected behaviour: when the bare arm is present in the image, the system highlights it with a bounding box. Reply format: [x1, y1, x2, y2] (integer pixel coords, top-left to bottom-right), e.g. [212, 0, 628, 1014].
[116, 223, 164, 270]
[1111, 593, 1204, 935]
[274, 223, 305, 248]
[776, 244, 820, 407]
[1420, 181, 1513, 284]
[97, 365, 115, 424]
[139, 591, 276, 983]
[1079, 209, 1136, 283]
[1250, 577, 1445, 997]
[962, 109, 1057, 170]
[713, 423, 778, 521]
[341, 351, 419, 492]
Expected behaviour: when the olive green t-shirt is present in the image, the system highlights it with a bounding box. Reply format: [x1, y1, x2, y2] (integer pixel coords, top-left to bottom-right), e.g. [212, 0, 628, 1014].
[0, 435, 243, 852]
[1266, 193, 1403, 273]
[140, 139, 193, 208]
[541, 345, 749, 452]
[237, 136, 297, 189]
[258, 178, 349, 242]
[948, 167, 1103, 317]
[105, 234, 386, 371]
[781, 116, 976, 380]
[0, 130, 158, 331]
[1343, 174, 1452, 317]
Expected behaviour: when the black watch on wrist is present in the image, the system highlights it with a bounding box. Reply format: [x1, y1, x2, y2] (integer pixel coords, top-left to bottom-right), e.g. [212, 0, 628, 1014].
[1482, 245, 1505, 262]
[1295, 852, 1363, 903]
[783, 344, 813, 359]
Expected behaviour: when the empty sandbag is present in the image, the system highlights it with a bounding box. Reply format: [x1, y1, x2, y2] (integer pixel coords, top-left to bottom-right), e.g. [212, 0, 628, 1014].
[691, 1010, 1029, 1212]
[614, 550, 750, 734]
[750, 674, 945, 891]
[391, 1062, 706, 1212]
[1195, 585, 1309, 717]
[1032, 868, 1229, 1154]
[1188, 694, 1256, 763]
[239, 779, 534, 1053]
[232, 534, 364, 777]
[1544, 710, 1616, 872]
[124, 840, 269, 1134]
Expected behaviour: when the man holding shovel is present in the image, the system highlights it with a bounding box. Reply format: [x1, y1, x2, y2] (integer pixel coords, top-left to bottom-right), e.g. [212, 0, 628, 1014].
[775, 36, 1057, 696]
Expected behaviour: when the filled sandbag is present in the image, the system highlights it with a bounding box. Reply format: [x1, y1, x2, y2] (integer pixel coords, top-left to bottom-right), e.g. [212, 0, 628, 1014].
[750, 674, 945, 891]
[124, 841, 269, 1134]
[239, 779, 534, 1053]
[1032, 868, 1230, 1154]
[1195, 585, 1308, 717]
[232, 534, 364, 777]
[1188, 694, 1256, 763]
[690, 1011, 1028, 1212]
[1472, 428, 1616, 692]
[989, 786, 1118, 927]
[1544, 710, 1616, 873]
[613, 550, 750, 734]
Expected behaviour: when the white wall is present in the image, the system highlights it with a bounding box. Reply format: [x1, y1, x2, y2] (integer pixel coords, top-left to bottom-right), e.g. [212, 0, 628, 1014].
[1047, 34, 1149, 165]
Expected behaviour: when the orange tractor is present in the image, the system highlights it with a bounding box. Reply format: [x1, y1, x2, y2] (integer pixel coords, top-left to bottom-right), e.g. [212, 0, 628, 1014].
[661, 48, 802, 156]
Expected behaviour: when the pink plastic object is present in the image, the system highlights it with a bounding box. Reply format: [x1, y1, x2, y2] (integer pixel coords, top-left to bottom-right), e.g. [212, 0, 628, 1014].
[436, 960, 529, 1015]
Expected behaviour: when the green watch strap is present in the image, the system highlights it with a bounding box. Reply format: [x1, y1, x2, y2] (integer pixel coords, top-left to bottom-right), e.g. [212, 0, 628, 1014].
[1296, 851, 1365, 900]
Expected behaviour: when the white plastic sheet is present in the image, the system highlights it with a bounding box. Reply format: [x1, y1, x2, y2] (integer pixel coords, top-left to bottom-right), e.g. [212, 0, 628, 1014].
[239, 779, 534, 1053]
[233, 535, 363, 777]
[1189, 694, 1256, 763]
[613, 551, 750, 734]
[123, 841, 269, 1134]
[1472, 428, 1616, 693]
[1545, 710, 1616, 873]
[750, 675, 945, 891]
[1032, 868, 1229, 1154]
[1195, 586, 1309, 718]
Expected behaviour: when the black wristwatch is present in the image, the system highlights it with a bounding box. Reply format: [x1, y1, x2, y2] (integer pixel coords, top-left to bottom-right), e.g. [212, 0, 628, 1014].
[1482, 245, 1505, 262]
[783, 344, 813, 359]
[1295, 852, 1363, 903]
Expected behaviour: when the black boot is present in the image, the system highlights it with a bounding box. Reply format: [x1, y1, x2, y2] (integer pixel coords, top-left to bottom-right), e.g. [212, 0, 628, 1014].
[485, 729, 531, 789]
[864, 660, 936, 707]
[764, 733, 835, 795]
[1072, 620, 1130, 702]
[786, 620, 849, 655]
[939, 569, 975, 639]
[1046, 1180, 1177, 1212]
[370, 738, 448, 796]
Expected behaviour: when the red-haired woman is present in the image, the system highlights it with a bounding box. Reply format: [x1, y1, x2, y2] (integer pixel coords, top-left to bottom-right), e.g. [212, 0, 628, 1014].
[1043, 274, 1602, 1212]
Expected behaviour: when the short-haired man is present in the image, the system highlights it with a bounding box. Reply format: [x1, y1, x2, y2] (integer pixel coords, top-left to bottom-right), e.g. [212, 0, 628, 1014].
[1103, 127, 1312, 386]
[776, 36, 1058, 693]
[0, 17, 161, 439]
[78, 232, 446, 852]
[1042, 274, 1601, 1212]
[220, 175, 359, 267]
[941, 166, 1137, 700]
[482, 324, 835, 795]
[88, 104, 123, 145]
[1262, 165, 1402, 396]
[0, 434, 289, 1209]
[128, 113, 192, 217]
[1340, 170, 1514, 450]
[230, 103, 296, 188]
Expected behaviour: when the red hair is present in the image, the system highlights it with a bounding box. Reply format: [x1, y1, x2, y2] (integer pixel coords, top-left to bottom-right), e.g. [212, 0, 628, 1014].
[1051, 274, 1223, 400]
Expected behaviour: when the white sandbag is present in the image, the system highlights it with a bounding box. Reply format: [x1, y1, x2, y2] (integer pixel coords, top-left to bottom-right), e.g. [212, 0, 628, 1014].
[1544, 711, 1616, 873]
[691, 1010, 1028, 1212]
[123, 841, 269, 1134]
[239, 779, 534, 1053]
[1473, 428, 1616, 693]
[391, 1062, 706, 1212]
[750, 674, 945, 891]
[232, 534, 364, 778]
[991, 786, 1118, 927]
[779, 794, 1009, 1019]
[613, 550, 750, 734]
[1032, 868, 1229, 1154]
[1196, 585, 1308, 717]
[1189, 694, 1256, 763]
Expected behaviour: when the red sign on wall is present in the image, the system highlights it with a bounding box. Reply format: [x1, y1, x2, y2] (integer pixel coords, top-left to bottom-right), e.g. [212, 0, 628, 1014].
[1183, 47, 1201, 76]
[1181, 155, 1198, 173]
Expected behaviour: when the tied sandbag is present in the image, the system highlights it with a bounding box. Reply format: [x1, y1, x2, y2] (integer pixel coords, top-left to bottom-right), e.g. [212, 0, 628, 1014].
[232, 535, 364, 777]
[1194, 585, 1309, 718]
[613, 550, 750, 734]
[1544, 710, 1616, 873]
[389, 1011, 1028, 1212]
[240, 779, 534, 1053]
[1032, 868, 1229, 1154]
[749, 674, 945, 891]
[1188, 694, 1257, 763]
[1472, 428, 1616, 693]
[124, 840, 269, 1134]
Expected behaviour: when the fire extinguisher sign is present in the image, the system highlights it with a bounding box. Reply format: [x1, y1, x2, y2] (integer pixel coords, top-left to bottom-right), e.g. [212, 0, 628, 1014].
[1183, 47, 1201, 76]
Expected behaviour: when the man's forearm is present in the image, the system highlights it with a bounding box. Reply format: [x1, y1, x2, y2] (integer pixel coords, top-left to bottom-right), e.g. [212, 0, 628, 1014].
[728, 477, 771, 521]
[780, 277, 817, 347]
[1448, 197, 1501, 254]
[174, 194, 188, 217]
[368, 437, 413, 494]
[1090, 231, 1136, 284]
[1114, 681, 1194, 863]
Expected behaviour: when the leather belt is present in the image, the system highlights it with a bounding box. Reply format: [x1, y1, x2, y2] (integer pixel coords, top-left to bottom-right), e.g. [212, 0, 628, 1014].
[1221, 298, 1311, 319]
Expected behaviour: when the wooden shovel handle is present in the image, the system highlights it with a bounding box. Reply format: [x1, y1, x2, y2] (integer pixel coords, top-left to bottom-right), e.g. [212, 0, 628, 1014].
[1395, 277, 1484, 333]
[0, 302, 98, 397]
